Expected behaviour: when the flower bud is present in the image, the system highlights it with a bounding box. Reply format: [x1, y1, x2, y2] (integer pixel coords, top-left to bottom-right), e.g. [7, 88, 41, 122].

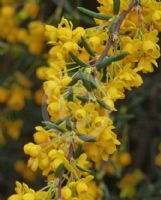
[24, 143, 41, 157]
[119, 152, 132, 166]
[75, 109, 86, 121]
[76, 182, 88, 194]
[62, 186, 72, 199]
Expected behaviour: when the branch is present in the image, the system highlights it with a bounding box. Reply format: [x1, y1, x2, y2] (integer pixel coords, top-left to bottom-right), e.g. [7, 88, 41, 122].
[95, 0, 137, 65]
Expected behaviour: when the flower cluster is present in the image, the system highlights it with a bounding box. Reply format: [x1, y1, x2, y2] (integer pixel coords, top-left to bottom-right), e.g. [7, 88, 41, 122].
[106, 151, 131, 176]
[0, 1, 45, 145]
[14, 160, 36, 182]
[0, 0, 44, 54]
[117, 169, 144, 199]
[8, 0, 161, 200]
[0, 71, 32, 144]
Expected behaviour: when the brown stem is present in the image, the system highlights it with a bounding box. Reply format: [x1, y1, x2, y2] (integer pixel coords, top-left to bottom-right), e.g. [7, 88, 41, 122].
[95, 0, 137, 65]
[137, 5, 142, 30]
[58, 173, 63, 200]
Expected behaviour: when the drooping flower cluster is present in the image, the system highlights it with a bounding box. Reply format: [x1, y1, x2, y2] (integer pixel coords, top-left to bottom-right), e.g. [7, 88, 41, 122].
[9, 0, 161, 200]
[0, 1, 45, 145]
[0, 71, 31, 144]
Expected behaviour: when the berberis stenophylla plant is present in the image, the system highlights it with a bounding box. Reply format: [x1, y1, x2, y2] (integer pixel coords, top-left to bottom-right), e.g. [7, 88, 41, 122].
[8, 0, 161, 200]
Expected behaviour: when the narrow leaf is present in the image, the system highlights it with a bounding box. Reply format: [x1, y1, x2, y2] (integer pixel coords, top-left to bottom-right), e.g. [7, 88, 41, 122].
[81, 36, 96, 57]
[55, 163, 64, 177]
[113, 0, 120, 15]
[80, 72, 92, 91]
[55, 117, 68, 125]
[77, 133, 96, 142]
[66, 88, 73, 101]
[80, 72, 97, 91]
[89, 74, 97, 89]
[73, 144, 83, 158]
[76, 95, 90, 103]
[65, 118, 72, 130]
[78, 7, 111, 20]
[69, 51, 88, 68]
[96, 52, 129, 71]
[97, 99, 111, 111]
[42, 121, 65, 132]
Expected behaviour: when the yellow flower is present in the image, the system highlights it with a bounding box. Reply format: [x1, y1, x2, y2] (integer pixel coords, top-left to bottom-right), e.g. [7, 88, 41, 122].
[24, 2, 40, 19]
[137, 57, 158, 73]
[155, 153, 161, 167]
[75, 109, 86, 121]
[8, 194, 22, 200]
[33, 126, 49, 144]
[62, 186, 72, 199]
[1, 5, 14, 17]
[24, 143, 41, 157]
[0, 87, 9, 103]
[77, 153, 90, 169]
[5, 120, 23, 140]
[45, 25, 58, 44]
[119, 152, 132, 166]
[8, 182, 35, 200]
[51, 158, 63, 171]
[23, 193, 35, 200]
[76, 182, 88, 194]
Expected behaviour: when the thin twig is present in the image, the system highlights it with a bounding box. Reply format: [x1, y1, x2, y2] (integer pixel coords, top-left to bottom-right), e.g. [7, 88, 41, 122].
[94, 0, 137, 65]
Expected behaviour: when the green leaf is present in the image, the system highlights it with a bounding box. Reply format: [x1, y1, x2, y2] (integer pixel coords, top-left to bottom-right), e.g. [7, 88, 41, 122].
[65, 118, 72, 130]
[73, 144, 83, 158]
[77, 7, 111, 20]
[42, 121, 65, 132]
[69, 51, 88, 68]
[109, 158, 121, 178]
[80, 14, 95, 25]
[76, 95, 90, 103]
[66, 88, 73, 101]
[97, 99, 111, 111]
[89, 74, 97, 89]
[113, 0, 120, 15]
[96, 52, 129, 71]
[80, 72, 92, 91]
[55, 163, 64, 177]
[80, 72, 97, 91]
[66, 63, 79, 73]
[77, 133, 96, 142]
[81, 36, 96, 57]
[55, 117, 68, 125]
